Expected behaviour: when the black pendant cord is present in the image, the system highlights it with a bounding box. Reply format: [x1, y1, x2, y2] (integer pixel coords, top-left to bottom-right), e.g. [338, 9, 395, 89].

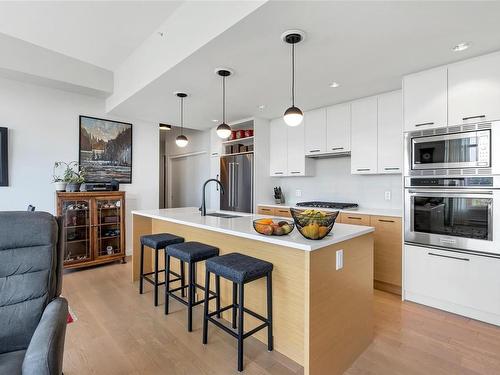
[291, 43, 295, 107]
[180, 96, 184, 136]
[222, 75, 226, 124]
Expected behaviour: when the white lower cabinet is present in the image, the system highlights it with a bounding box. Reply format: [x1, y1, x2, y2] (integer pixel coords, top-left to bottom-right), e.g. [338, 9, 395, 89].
[404, 244, 500, 326]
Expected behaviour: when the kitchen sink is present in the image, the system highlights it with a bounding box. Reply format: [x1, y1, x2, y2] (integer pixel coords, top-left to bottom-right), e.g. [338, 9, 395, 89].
[205, 213, 243, 219]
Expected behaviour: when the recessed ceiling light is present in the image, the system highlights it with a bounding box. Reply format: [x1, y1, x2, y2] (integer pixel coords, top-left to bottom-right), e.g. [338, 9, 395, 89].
[258, 105, 265, 110]
[212, 119, 219, 123]
[452, 42, 470, 52]
[329, 82, 340, 88]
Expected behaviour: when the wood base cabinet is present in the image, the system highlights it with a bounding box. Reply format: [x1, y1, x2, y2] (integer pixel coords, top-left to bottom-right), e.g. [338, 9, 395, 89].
[57, 191, 126, 269]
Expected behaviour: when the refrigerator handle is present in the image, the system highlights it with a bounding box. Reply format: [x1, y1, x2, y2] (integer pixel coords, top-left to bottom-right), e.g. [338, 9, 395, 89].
[228, 163, 232, 208]
[234, 163, 239, 207]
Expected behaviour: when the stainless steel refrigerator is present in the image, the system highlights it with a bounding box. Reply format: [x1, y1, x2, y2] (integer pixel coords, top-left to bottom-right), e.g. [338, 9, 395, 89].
[220, 153, 253, 213]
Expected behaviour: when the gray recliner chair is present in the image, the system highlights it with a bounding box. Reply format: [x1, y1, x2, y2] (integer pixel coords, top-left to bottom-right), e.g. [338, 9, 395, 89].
[0, 211, 68, 375]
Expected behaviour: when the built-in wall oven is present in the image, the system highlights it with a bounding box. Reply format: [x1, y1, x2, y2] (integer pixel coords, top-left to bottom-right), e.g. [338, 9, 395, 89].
[404, 176, 500, 255]
[404, 122, 500, 176]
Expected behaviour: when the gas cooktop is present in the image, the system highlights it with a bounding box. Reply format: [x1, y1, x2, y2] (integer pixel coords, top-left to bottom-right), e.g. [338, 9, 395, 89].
[296, 201, 359, 210]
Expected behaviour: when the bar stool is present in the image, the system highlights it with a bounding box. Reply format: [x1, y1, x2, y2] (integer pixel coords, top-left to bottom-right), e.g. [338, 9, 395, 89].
[139, 233, 185, 306]
[202, 252, 273, 372]
[165, 241, 220, 332]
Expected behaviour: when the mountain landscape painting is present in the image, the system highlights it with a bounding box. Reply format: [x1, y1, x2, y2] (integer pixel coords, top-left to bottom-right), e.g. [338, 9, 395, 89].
[79, 116, 132, 183]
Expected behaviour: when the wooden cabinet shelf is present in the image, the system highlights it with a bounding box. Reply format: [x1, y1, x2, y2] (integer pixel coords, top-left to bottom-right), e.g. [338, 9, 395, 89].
[57, 191, 126, 269]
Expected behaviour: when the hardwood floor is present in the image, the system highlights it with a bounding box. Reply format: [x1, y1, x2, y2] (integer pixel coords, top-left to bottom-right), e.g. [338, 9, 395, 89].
[62, 260, 500, 375]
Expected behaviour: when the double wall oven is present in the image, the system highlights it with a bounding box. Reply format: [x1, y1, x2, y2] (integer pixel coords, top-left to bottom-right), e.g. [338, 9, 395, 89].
[404, 121, 500, 256]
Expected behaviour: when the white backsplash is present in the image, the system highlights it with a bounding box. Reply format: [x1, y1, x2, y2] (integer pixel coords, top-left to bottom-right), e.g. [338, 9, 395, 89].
[276, 157, 402, 209]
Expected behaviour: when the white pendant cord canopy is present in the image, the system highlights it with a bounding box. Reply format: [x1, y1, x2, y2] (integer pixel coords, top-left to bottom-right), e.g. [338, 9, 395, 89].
[175, 92, 188, 147]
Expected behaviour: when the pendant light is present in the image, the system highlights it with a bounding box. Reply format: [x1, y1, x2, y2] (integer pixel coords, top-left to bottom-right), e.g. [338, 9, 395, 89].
[215, 68, 233, 139]
[175, 92, 188, 147]
[282, 30, 305, 127]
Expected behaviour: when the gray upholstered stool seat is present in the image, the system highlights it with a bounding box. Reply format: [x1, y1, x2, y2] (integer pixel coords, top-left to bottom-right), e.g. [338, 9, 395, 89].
[141, 233, 184, 249]
[167, 241, 219, 263]
[139, 233, 185, 307]
[206, 252, 273, 283]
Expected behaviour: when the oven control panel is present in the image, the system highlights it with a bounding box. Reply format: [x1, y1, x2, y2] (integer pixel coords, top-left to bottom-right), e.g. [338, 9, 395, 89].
[407, 177, 494, 188]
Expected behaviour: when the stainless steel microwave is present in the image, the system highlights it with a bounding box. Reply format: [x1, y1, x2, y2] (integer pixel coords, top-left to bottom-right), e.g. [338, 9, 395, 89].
[404, 122, 500, 176]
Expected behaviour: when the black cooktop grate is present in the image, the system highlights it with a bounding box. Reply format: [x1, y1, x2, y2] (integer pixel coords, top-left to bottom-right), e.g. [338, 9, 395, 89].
[296, 201, 358, 209]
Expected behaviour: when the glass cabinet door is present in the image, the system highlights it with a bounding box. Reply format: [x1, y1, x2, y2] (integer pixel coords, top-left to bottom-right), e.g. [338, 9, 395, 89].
[95, 198, 123, 258]
[61, 199, 92, 265]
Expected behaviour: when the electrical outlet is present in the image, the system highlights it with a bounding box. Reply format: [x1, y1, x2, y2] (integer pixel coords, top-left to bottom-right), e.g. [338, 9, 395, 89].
[384, 191, 391, 201]
[336, 249, 343, 270]
[295, 189, 302, 197]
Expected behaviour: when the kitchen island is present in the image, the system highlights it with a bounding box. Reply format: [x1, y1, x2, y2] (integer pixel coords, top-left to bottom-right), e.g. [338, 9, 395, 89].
[132, 208, 374, 375]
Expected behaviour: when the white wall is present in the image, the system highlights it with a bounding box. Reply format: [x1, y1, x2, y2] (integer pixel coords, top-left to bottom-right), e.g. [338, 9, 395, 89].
[0, 76, 159, 255]
[272, 157, 402, 210]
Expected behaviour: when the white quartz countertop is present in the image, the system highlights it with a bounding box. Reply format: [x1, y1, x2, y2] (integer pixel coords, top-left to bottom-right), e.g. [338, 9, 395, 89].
[132, 207, 374, 251]
[259, 203, 402, 218]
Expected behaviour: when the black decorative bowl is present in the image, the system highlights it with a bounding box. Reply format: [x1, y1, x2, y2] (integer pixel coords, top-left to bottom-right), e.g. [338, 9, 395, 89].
[253, 218, 295, 236]
[290, 208, 339, 240]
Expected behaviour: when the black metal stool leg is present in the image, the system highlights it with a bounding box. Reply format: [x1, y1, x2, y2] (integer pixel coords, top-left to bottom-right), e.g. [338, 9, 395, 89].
[164, 254, 171, 315]
[215, 275, 221, 319]
[237, 282, 244, 372]
[202, 270, 210, 344]
[139, 244, 144, 294]
[267, 272, 273, 351]
[154, 248, 159, 306]
[188, 262, 194, 332]
[232, 282, 237, 329]
[180, 261, 186, 297]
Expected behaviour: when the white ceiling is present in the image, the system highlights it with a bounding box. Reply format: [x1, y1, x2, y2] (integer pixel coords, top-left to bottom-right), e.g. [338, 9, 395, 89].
[0, 1, 182, 70]
[110, 1, 500, 130]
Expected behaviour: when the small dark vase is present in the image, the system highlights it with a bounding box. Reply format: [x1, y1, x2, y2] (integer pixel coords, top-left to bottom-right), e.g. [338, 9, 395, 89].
[65, 182, 81, 192]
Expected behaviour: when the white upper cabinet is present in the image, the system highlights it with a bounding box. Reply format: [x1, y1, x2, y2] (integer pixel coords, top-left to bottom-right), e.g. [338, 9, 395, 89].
[326, 103, 351, 153]
[304, 108, 327, 155]
[378, 90, 402, 174]
[351, 96, 378, 174]
[287, 122, 307, 176]
[448, 52, 500, 126]
[269, 118, 287, 176]
[403, 66, 447, 131]
[209, 127, 223, 157]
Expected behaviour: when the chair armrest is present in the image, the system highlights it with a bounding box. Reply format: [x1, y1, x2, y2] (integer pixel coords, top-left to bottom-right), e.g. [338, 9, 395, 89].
[22, 297, 68, 375]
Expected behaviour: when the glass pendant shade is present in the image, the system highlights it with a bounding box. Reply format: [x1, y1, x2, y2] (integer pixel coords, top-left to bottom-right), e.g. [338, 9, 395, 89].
[284, 106, 303, 126]
[216, 122, 232, 138]
[175, 134, 188, 147]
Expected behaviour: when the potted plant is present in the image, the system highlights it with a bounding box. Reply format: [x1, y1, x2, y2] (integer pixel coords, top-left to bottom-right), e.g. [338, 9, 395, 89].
[64, 161, 86, 192]
[52, 161, 69, 191]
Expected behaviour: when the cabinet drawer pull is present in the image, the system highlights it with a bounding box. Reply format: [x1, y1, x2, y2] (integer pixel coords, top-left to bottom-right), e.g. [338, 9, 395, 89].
[278, 210, 289, 213]
[211, 152, 219, 156]
[331, 147, 344, 151]
[415, 122, 434, 127]
[428, 252, 470, 261]
[261, 208, 272, 211]
[290, 171, 301, 174]
[309, 149, 321, 153]
[463, 115, 486, 121]
[378, 219, 395, 223]
[347, 216, 362, 220]
[273, 172, 284, 175]
[356, 168, 371, 172]
[384, 167, 400, 171]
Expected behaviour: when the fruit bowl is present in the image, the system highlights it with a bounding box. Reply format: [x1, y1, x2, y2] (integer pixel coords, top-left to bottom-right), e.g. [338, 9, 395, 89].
[290, 208, 339, 240]
[253, 218, 295, 236]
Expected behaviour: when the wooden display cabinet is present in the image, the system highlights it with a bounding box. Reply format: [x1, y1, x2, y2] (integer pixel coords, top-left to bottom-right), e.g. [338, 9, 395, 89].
[56, 191, 126, 269]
